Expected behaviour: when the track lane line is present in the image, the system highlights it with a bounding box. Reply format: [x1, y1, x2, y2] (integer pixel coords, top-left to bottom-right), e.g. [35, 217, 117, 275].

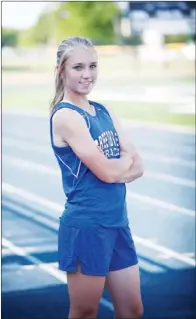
[2, 237, 114, 311]
[2, 182, 195, 266]
[3, 154, 195, 188]
[3, 156, 195, 217]
[3, 109, 195, 134]
[3, 137, 195, 168]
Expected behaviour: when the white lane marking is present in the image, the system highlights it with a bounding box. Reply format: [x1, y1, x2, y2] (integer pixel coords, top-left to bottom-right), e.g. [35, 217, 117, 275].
[2, 241, 164, 274]
[0, 192, 183, 274]
[133, 236, 195, 266]
[22, 260, 164, 274]
[2, 183, 63, 210]
[3, 157, 195, 217]
[122, 119, 195, 134]
[2, 183, 195, 266]
[142, 152, 195, 168]
[2, 245, 58, 256]
[137, 142, 195, 156]
[127, 192, 194, 217]
[144, 171, 195, 188]
[183, 252, 195, 258]
[3, 155, 58, 176]
[3, 109, 195, 134]
[2, 237, 68, 283]
[2, 237, 114, 311]
[156, 254, 173, 260]
[3, 154, 195, 189]
[138, 258, 165, 273]
[3, 137, 195, 168]
[156, 252, 195, 260]
[22, 262, 58, 270]
[3, 137, 48, 154]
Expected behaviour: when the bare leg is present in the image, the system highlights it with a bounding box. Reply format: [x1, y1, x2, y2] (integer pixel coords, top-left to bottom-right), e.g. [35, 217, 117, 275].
[67, 267, 106, 319]
[105, 264, 143, 319]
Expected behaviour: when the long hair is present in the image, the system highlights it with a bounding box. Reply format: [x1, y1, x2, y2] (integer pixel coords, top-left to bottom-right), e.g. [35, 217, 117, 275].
[50, 37, 94, 112]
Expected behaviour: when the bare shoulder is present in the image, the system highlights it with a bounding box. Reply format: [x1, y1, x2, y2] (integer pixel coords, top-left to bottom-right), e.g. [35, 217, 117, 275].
[52, 107, 86, 132]
[51, 107, 89, 147]
[52, 107, 84, 125]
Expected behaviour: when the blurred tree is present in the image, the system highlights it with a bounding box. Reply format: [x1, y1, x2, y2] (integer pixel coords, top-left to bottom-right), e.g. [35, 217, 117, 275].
[2, 28, 19, 47]
[55, 2, 121, 44]
[18, 2, 120, 46]
[164, 33, 194, 44]
[122, 34, 143, 45]
[18, 29, 36, 47]
[18, 11, 57, 47]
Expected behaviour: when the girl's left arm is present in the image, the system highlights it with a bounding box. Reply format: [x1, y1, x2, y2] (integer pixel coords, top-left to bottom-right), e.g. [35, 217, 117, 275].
[106, 105, 144, 183]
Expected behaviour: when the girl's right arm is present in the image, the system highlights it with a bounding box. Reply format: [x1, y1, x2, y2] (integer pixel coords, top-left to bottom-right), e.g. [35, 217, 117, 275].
[52, 108, 133, 183]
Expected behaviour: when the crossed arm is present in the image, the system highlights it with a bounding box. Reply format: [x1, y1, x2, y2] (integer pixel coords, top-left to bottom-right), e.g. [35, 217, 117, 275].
[106, 106, 144, 183]
[52, 107, 143, 184]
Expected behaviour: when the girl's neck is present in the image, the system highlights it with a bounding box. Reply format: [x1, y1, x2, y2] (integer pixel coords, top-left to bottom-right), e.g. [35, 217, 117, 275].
[62, 89, 90, 109]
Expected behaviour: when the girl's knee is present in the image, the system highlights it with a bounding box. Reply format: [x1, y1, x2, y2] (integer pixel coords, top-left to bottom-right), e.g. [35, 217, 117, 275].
[132, 303, 143, 318]
[69, 304, 98, 319]
[115, 302, 143, 319]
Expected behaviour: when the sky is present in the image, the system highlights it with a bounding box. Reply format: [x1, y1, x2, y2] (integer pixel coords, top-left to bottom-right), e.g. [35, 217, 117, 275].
[2, 2, 51, 30]
[2, 1, 125, 31]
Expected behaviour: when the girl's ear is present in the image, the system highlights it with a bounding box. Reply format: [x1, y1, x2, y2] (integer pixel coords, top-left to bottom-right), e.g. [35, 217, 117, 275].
[56, 64, 60, 73]
[56, 65, 64, 79]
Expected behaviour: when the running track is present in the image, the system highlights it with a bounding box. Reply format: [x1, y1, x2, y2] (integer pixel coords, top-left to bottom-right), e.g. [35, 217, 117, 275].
[2, 112, 196, 319]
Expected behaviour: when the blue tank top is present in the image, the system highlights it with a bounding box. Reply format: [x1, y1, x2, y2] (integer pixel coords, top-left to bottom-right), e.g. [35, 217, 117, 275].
[50, 101, 128, 228]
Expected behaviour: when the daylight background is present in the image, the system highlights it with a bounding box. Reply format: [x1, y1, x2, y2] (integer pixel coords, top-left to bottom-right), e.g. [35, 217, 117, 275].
[2, 1, 195, 125]
[2, 2, 196, 319]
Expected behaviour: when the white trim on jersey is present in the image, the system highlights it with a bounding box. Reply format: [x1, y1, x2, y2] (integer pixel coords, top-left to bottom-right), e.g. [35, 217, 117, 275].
[55, 153, 82, 179]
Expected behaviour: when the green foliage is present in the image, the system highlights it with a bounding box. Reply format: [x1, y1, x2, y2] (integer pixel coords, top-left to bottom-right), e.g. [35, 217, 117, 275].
[164, 34, 194, 44]
[59, 2, 120, 44]
[2, 28, 19, 47]
[19, 2, 121, 46]
[17, 10, 57, 47]
[121, 34, 143, 46]
[18, 29, 35, 47]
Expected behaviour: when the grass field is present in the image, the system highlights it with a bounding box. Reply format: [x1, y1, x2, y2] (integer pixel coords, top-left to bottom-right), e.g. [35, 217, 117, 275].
[2, 48, 195, 127]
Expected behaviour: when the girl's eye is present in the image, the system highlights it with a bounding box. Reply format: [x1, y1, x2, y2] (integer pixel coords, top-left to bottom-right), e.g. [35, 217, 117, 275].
[73, 64, 97, 70]
[90, 64, 97, 69]
[74, 65, 83, 70]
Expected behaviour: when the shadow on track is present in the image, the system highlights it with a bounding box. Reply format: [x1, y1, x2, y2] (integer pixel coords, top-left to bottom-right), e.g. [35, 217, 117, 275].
[2, 197, 196, 319]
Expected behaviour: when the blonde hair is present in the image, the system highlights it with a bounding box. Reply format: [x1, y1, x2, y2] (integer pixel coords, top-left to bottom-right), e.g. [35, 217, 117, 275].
[50, 36, 94, 111]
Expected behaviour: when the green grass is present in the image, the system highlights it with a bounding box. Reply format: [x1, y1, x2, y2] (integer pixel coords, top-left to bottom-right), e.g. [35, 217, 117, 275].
[2, 89, 195, 128]
[106, 100, 195, 127]
[2, 54, 195, 128]
[2, 87, 53, 110]
[2, 66, 51, 72]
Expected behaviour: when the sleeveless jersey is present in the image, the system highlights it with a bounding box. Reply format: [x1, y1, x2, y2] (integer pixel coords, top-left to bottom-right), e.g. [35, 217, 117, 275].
[50, 101, 128, 228]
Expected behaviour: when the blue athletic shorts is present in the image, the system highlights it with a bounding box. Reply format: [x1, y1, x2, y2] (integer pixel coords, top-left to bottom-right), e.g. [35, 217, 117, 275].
[58, 223, 138, 276]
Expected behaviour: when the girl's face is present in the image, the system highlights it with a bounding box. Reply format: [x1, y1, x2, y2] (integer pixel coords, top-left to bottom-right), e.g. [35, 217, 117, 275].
[61, 47, 98, 95]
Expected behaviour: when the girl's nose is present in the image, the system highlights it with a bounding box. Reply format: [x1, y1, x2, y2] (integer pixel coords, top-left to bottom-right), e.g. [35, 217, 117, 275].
[82, 67, 91, 78]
